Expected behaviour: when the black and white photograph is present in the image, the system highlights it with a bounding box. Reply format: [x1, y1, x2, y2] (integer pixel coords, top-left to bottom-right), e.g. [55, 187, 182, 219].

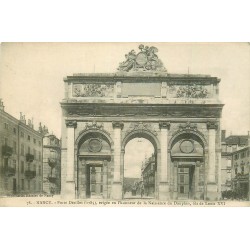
[0, 42, 249, 207]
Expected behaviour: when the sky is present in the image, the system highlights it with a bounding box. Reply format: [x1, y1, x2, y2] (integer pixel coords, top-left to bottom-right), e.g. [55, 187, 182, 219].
[0, 43, 250, 177]
[124, 138, 154, 178]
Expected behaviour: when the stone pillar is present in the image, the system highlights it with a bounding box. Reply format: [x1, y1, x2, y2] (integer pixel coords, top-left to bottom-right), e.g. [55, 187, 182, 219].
[206, 122, 218, 200]
[159, 122, 171, 200]
[64, 120, 77, 199]
[194, 161, 201, 199]
[102, 160, 108, 199]
[217, 148, 222, 200]
[121, 150, 125, 199]
[78, 159, 86, 199]
[173, 161, 178, 200]
[111, 122, 124, 199]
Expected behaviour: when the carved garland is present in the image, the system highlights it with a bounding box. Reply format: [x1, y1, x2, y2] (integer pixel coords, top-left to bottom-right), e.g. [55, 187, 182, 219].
[73, 84, 114, 97]
[125, 122, 158, 136]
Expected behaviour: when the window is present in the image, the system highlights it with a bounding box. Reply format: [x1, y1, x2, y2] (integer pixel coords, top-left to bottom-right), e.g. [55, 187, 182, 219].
[4, 158, 8, 167]
[27, 180, 30, 190]
[27, 135, 30, 141]
[39, 166, 41, 176]
[180, 167, 184, 173]
[21, 131, 24, 137]
[13, 160, 17, 171]
[33, 138, 36, 144]
[4, 123, 8, 129]
[39, 151, 41, 161]
[241, 166, 244, 175]
[13, 127, 16, 134]
[241, 152, 245, 158]
[38, 141, 41, 146]
[235, 168, 238, 175]
[4, 137, 8, 146]
[13, 141, 17, 154]
[28, 146, 30, 154]
[21, 144, 24, 156]
[21, 161, 24, 173]
[234, 154, 238, 160]
[33, 149, 36, 159]
[180, 175, 184, 183]
[21, 179, 24, 190]
[34, 180, 36, 191]
[180, 186, 184, 194]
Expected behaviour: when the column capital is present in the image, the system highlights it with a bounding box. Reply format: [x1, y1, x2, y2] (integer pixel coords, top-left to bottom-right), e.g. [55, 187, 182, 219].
[112, 121, 124, 129]
[196, 161, 201, 167]
[66, 120, 77, 128]
[207, 121, 218, 130]
[159, 122, 171, 130]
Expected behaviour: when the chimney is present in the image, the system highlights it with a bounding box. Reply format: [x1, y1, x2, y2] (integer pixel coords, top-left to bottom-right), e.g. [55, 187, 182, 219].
[221, 130, 226, 142]
[20, 112, 26, 124]
[0, 99, 4, 111]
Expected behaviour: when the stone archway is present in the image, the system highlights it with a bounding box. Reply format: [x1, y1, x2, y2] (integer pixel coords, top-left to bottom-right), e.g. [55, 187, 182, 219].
[121, 129, 161, 199]
[169, 131, 206, 200]
[75, 130, 113, 199]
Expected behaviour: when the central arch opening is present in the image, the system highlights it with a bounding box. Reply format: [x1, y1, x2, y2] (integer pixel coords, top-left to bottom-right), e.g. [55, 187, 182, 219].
[123, 137, 156, 199]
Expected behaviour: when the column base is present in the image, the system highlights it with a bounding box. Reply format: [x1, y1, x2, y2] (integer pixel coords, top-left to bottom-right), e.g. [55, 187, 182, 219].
[111, 182, 122, 200]
[206, 183, 218, 201]
[159, 182, 170, 200]
[62, 181, 76, 199]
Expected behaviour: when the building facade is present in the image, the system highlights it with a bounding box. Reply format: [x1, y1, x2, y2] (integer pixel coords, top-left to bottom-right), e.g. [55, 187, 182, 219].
[42, 134, 61, 194]
[221, 130, 249, 192]
[142, 154, 156, 197]
[231, 146, 250, 200]
[0, 100, 43, 196]
[60, 45, 224, 200]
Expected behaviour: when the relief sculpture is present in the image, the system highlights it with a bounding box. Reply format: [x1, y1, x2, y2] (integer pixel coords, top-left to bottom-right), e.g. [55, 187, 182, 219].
[73, 84, 114, 97]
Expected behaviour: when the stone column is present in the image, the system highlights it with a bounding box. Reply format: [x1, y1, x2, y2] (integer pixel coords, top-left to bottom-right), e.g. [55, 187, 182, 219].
[78, 159, 86, 199]
[217, 148, 222, 200]
[206, 122, 218, 200]
[159, 122, 171, 200]
[173, 161, 178, 200]
[121, 149, 125, 199]
[194, 161, 201, 199]
[64, 120, 77, 199]
[102, 160, 108, 199]
[111, 122, 124, 199]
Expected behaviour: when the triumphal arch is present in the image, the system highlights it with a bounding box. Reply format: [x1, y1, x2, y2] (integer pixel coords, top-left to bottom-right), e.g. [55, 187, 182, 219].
[61, 45, 224, 200]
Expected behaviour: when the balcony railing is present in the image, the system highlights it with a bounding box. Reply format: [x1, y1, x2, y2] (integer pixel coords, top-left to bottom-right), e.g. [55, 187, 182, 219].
[25, 170, 36, 179]
[48, 158, 57, 168]
[2, 145, 13, 157]
[3, 166, 16, 177]
[26, 153, 34, 162]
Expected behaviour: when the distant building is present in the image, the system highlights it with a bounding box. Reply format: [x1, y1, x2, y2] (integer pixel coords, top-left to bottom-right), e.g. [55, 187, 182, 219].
[42, 134, 61, 194]
[221, 130, 249, 192]
[231, 146, 250, 200]
[0, 100, 43, 196]
[142, 154, 156, 197]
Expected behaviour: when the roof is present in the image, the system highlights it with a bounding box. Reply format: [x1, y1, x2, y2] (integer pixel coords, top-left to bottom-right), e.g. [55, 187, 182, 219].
[224, 135, 249, 146]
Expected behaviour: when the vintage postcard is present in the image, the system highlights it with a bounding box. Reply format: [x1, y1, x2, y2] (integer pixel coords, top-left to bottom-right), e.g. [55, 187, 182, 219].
[0, 42, 249, 207]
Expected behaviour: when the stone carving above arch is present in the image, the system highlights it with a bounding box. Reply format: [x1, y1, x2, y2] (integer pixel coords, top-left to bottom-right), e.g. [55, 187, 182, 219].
[178, 121, 197, 132]
[169, 123, 207, 149]
[121, 128, 160, 151]
[84, 121, 104, 130]
[75, 128, 113, 149]
[125, 122, 158, 136]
